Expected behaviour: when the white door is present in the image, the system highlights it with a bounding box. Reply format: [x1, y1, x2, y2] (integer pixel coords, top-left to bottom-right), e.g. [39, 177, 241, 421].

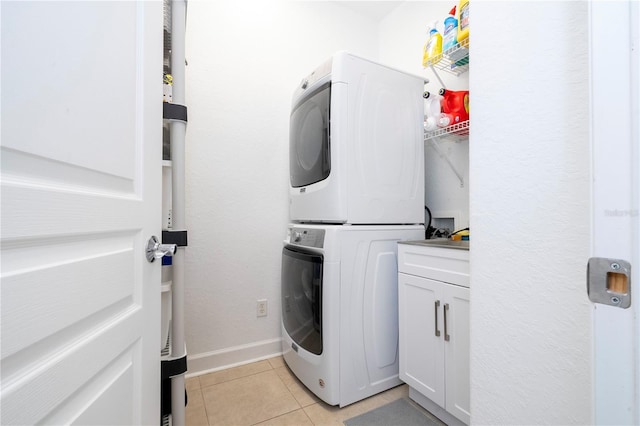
[1, 1, 162, 424]
[590, 0, 639, 424]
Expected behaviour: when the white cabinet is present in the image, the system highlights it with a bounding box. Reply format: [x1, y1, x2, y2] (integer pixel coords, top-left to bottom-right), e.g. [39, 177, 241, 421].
[398, 241, 470, 425]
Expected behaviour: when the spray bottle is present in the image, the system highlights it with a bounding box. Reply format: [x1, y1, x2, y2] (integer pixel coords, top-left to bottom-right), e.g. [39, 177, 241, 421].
[443, 6, 459, 52]
[422, 21, 442, 67]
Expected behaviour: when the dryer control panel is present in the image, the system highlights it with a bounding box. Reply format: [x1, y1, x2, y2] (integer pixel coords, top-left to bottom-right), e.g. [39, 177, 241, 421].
[287, 227, 325, 248]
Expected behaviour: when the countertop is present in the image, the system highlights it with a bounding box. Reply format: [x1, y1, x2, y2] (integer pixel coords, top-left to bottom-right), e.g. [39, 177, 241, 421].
[399, 239, 470, 250]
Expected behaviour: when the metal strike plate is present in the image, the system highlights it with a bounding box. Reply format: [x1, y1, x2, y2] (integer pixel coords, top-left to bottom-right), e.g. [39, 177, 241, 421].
[587, 257, 631, 308]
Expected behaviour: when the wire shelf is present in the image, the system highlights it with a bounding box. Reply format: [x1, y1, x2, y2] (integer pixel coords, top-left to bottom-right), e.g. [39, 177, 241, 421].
[425, 38, 469, 77]
[161, 324, 171, 357]
[424, 120, 469, 141]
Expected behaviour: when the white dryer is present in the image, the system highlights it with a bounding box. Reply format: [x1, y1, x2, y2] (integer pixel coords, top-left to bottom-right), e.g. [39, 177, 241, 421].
[288, 51, 425, 225]
[281, 223, 424, 407]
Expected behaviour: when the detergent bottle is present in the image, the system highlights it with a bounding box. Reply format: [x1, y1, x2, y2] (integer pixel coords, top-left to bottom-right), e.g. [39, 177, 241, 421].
[439, 88, 469, 124]
[442, 6, 459, 52]
[423, 91, 442, 131]
[457, 0, 469, 44]
[422, 22, 442, 67]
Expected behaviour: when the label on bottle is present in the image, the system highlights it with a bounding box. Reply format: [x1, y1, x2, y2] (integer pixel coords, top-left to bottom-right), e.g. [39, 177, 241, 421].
[460, 4, 469, 31]
[426, 37, 436, 53]
[443, 28, 455, 50]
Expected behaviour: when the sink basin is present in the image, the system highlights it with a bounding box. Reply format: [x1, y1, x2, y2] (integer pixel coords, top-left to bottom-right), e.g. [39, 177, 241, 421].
[400, 239, 470, 250]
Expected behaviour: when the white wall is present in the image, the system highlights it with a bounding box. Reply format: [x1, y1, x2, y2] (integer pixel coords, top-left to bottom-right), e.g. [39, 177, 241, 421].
[469, 1, 592, 424]
[378, 1, 593, 423]
[380, 2, 470, 232]
[184, 0, 380, 373]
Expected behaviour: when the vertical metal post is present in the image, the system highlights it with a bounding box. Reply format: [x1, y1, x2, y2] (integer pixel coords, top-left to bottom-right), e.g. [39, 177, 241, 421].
[170, 1, 187, 425]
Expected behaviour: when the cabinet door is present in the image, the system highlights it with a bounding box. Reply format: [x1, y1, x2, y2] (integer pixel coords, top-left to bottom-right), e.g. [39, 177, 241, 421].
[399, 273, 445, 407]
[444, 284, 471, 424]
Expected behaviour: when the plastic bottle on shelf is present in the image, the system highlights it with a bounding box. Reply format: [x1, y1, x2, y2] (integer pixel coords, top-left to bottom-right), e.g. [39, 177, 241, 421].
[425, 116, 439, 131]
[443, 6, 459, 53]
[439, 88, 469, 125]
[422, 22, 442, 67]
[423, 91, 442, 131]
[457, 0, 470, 45]
[437, 113, 455, 128]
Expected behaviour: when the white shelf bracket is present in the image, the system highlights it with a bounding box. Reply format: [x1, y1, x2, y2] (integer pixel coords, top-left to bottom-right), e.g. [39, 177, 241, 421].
[429, 65, 447, 90]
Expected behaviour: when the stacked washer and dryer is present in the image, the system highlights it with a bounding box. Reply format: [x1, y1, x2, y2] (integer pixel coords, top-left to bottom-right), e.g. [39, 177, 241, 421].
[281, 51, 425, 407]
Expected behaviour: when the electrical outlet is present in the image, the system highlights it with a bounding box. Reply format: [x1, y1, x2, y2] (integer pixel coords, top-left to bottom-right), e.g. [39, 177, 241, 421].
[257, 299, 267, 317]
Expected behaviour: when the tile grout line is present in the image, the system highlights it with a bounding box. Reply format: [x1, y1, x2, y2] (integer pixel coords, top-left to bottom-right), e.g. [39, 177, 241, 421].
[196, 357, 300, 426]
[247, 360, 307, 426]
[198, 363, 275, 390]
[199, 386, 212, 426]
[301, 403, 319, 426]
[280, 357, 320, 425]
[188, 376, 211, 426]
[194, 356, 327, 426]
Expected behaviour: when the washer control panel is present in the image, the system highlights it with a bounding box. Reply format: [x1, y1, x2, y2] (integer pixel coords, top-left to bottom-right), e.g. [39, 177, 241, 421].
[287, 227, 325, 248]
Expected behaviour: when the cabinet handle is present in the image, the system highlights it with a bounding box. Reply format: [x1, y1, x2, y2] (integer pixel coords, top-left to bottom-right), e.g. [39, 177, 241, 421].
[444, 303, 450, 342]
[434, 300, 441, 337]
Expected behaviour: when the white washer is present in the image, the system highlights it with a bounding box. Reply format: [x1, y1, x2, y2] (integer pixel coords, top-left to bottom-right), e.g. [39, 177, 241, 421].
[288, 51, 425, 225]
[281, 223, 424, 407]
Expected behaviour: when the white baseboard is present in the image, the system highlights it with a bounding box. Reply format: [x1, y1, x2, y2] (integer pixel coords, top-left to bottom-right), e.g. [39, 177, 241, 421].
[186, 337, 283, 378]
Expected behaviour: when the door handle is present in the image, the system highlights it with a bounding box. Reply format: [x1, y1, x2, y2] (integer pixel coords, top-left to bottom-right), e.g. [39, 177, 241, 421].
[146, 235, 176, 263]
[587, 257, 631, 308]
[434, 300, 441, 337]
[444, 303, 450, 341]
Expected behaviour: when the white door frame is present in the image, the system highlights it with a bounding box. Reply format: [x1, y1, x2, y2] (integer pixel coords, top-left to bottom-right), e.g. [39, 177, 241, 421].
[589, 0, 639, 424]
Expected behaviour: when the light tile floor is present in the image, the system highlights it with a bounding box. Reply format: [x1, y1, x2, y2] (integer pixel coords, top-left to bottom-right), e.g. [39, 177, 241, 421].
[185, 356, 443, 426]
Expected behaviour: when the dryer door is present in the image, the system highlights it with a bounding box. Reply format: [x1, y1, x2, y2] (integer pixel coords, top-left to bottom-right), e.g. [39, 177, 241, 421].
[281, 246, 323, 355]
[289, 83, 331, 188]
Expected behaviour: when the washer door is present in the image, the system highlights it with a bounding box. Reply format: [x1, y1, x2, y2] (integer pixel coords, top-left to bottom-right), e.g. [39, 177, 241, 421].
[281, 246, 323, 355]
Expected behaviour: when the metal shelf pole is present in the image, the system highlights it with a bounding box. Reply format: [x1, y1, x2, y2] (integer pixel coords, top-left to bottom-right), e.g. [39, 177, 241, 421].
[170, 1, 187, 425]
